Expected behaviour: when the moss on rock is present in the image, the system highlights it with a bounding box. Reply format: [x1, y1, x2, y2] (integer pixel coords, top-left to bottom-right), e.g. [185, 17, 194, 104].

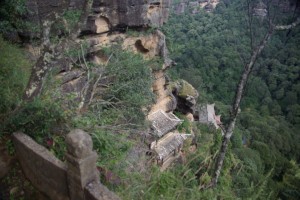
[169, 79, 199, 99]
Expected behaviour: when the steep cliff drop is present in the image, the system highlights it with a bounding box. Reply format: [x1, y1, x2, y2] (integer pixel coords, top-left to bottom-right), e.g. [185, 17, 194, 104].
[23, 0, 172, 101]
[3, 0, 200, 196]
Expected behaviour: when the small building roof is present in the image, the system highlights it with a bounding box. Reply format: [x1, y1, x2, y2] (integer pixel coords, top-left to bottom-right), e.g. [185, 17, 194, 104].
[148, 110, 182, 138]
[153, 132, 184, 160]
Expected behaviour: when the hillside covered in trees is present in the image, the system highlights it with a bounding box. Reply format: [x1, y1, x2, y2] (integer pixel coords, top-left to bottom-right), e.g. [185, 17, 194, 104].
[163, 0, 300, 198]
[0, 0, 299, 199]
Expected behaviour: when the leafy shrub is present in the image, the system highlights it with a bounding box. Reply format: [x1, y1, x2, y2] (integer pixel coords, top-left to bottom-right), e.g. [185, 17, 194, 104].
[91, 129, 132, 168]
[100, 45, 154, 125]
[174, 112, 192, 134]
[63, 10, 82, 32]
[70, 46, 155, 179]
[0, 0, 28, 34]
[148, 57, 164, 71]
[2, 97, 66, 144]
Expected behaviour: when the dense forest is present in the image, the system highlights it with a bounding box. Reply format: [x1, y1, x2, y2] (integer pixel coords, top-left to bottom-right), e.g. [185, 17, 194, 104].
[163, 0, 300, 198]
[0, 0, 299, 199]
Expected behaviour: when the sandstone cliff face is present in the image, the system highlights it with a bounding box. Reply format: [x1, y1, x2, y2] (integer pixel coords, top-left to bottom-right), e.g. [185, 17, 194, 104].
[174, 0, 219, 14]
[150, 70, 177, 114]
[91, 0, 172, 28]
[25, 0, 69, 20]
[23, 0, 196, 117]
[83, 0, 172, 36]
[86, 30, 170, 63]
[23, 0, 172, 98]
[23, 0, 172, 38]
[22, 0, 201, 118]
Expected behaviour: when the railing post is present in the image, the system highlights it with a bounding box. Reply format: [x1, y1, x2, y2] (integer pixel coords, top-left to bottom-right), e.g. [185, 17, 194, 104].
[65, 129, 99, 200]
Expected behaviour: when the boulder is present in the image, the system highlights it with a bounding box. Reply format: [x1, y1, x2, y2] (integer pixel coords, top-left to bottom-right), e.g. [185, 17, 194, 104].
[170, 79, 199, 99]
[169, 79, 199, 114]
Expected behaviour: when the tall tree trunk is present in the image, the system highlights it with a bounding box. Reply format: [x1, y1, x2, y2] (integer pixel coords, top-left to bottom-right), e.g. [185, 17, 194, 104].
[209, 16, 300, 187]
[210, 28, 274, 187]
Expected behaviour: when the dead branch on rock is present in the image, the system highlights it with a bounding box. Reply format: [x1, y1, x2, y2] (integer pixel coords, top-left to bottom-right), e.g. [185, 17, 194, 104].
[24, 0, 92, 101]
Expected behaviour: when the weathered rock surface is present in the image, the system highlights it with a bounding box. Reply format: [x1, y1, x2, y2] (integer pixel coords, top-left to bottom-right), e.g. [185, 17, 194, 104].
[66, 129, 93, 158]
[173, 0, 299, 18]
[22, 0, 85, 39]
[22, 0, 172, 100]
[22, 0, 172, 39]
[91, 0, 171, 28]
[173, 0, 220, 14]
[169, 80, 199, 115]
[150, 70, 177, 114]
[22, 0, 177, 113]
[82, 0, 172, 34]
[86, 29, 171, 65]
[85, 181, 120, 200]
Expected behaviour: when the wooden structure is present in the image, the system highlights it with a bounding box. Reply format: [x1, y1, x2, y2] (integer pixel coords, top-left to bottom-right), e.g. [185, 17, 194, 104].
[148, 110, 185, 168]
[148, 110, 182, 138]
[152, 132, 184, 166]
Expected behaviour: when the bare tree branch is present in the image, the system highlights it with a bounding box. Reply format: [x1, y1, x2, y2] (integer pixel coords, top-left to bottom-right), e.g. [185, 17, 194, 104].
[88, 54, 113, 105]
[274, 17, 300, 30]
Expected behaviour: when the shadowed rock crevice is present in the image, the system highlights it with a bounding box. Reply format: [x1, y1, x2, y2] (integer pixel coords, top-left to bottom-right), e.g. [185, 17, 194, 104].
[135, 39, 150, 54]
[84, 16, 110, 34]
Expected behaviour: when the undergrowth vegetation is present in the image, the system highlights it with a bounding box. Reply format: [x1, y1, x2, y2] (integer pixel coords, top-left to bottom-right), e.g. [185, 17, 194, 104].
[0, 0, 28, 35]
[115, 123, 236, 200]
[0, 36, 30, 115]
[101, 46, 154, 124]
[1, 0, 299, 199]
[71, 45, 154, 171]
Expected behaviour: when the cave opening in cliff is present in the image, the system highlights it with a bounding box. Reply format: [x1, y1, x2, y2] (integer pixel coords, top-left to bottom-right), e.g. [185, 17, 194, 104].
[149, 2, 161, 10]
[94, 16, 110, 34]
[150, 2, 161, 6]
[135, 40, 150, 54]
